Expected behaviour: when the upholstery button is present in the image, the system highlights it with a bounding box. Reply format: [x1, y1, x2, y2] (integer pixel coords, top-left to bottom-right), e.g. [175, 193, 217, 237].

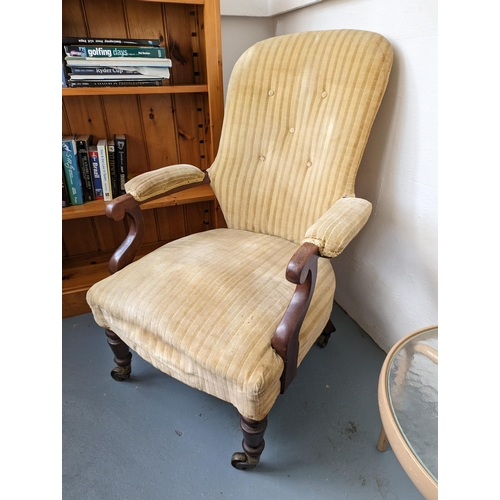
[268, 90, 274, 96]
[289, 127, 295, 133]
[259, 155, 266, 161]
[321, 91, 328, 98]
[306, 161, 312, 167]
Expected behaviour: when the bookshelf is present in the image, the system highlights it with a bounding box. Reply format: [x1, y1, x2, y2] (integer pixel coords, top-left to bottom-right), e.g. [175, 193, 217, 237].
[62, 0, 225, 317]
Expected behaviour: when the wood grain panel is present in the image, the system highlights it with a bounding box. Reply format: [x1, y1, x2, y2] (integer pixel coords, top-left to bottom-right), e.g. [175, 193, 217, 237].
[124, 0, 165, 41]
[62, 96, 108, 138]
[142, 209, 160, 244]
[82, 0, 129, 37]
[174, 93, 202, 167]
[185, 201, 212, 234]
[62, 0, 88, 36]
[93, 215, 129, 252]
[63, 218, 99, 256]
[139, 93, 180, 169]
[101, 95, 149, 176]
[156, 205, 187, 241]
[164, 3, 196, 85]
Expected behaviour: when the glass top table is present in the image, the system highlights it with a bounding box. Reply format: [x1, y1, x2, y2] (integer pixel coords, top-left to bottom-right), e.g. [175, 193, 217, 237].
[376, 326, 438, 499]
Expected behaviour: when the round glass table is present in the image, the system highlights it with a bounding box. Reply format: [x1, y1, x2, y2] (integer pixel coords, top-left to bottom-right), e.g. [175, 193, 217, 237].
[376, 326, 438, 499]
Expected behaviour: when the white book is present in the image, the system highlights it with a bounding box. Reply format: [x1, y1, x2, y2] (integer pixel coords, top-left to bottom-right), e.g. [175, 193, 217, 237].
[97, 139, 112, 201]
[65, 57, 172, 68]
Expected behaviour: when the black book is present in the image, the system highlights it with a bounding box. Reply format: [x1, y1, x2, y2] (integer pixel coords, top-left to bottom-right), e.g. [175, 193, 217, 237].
[114, 134, 127, 195]
[62, 166, 71, 208]
[62, 36, 162, 47]
[75, 134, 95, 201]
[107, 140, 119, 199]
[67, 79, 163, 88]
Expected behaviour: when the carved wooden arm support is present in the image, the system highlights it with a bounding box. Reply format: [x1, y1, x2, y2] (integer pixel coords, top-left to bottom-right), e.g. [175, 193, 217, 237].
[105, 167, 210, 274]
[271, 242, 321, 393]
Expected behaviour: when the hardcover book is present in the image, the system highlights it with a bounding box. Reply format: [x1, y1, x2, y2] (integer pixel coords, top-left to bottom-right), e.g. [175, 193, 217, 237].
[70, 66, 171, 78]
[62, 36, 161, 46]
[67, 79, 163, 88]
[62, 136, 84, 205]
[75, 134, 95, 202]
[62, 167, 71, 207]
[114, 134, 127, 196]
[65, 57, 172, 68]
[88, 147, 104, 200]
[97, 139, 112, 201]
[107, 140, 119, 199]
[64, 45, 166, 59]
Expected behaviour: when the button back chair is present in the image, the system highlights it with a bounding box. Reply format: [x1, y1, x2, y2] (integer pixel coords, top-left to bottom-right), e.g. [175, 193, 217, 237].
[86, 29, 393, 470]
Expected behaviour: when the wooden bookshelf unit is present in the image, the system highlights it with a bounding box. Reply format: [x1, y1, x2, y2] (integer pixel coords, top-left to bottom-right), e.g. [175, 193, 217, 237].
[62, 0, 225, 317]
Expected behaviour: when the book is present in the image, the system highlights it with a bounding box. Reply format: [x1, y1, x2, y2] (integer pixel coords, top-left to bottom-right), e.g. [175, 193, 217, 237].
[65, 57, 172, 68]
[62, 167, 71, 207]
[67, 79, 163, 88]
[114, 134, 127, 196]
[62, 36, 161, 46]
[64, 45, 166, 59]
[107, 140, 119, 199]
[69, 73, 167, 81]
[88, 147, 104, 200]
[75, 134, 95, 202]
[62, 62, 67, 87]
[97, 139, 112, 201]
[62, 136, 84, 205]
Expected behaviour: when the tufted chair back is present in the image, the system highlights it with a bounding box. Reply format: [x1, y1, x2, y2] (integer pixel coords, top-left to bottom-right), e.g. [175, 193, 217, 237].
[208, 30, 393, 244]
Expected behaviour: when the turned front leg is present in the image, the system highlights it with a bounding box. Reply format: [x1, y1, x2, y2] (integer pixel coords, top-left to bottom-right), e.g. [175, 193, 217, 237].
[231, 415, 268, 470]
[105, 329, 132, 381]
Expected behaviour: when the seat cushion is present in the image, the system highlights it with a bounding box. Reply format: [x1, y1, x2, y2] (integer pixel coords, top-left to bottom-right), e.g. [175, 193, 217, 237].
[87, 228, 336, 420]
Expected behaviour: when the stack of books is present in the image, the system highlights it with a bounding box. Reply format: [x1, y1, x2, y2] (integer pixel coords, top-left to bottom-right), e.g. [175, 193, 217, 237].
[62, 36, 172, 88]
[62, 134, 128, 206]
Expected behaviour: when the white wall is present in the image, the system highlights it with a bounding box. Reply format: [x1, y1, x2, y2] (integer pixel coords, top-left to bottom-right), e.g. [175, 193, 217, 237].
[220, 0, 438, 352]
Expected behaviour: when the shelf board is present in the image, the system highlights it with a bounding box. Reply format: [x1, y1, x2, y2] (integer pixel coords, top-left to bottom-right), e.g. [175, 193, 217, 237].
[62, 84, 208, 96]
[62, 184, 215, 220]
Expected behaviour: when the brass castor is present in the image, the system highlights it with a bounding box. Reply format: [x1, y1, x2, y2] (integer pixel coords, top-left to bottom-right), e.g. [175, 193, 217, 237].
[316, 331, 332, 348]
[110, 364, 131, 381]
[231, 452, 260, 470]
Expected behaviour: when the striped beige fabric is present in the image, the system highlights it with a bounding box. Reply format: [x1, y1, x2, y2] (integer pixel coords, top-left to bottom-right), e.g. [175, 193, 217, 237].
[125, 164, 205, 202]
[303, 197, 372, 258]
[87, 229, 335, 421]
[208, 30, 393, 245]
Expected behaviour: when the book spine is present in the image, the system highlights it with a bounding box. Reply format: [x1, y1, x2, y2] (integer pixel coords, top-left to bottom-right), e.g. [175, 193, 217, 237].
[97, 140, 112, 201]
[62, 138, 84, 205]
[88, 148, 104, 200]
[75, 136, 95, 201]
[107, 141, 119, 199]
[62, 36, 161, 46]
[64, 45, 166, 59]
[67, 79, 163, 88]
[62, 167, 71, 207]
[70, 66, 144, 75]
[114, 135, 127, 196]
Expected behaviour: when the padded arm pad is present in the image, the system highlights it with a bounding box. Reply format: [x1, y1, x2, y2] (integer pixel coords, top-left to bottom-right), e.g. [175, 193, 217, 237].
[302, 197, 372, 258]
[125, 164, 206, 202]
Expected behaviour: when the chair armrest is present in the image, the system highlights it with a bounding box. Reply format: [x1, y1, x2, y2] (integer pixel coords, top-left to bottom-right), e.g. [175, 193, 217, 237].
[272, 243, 320, 393]
[302, 197, 372, 258]
[104, 165, 208, 274]
[125, 164, 207, 202]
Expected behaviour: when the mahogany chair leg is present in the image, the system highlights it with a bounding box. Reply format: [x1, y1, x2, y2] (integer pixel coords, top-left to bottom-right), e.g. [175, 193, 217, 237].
[105, 329, 132, 381]
[231, 415, 268, 470]
[316, 319, 336, 348]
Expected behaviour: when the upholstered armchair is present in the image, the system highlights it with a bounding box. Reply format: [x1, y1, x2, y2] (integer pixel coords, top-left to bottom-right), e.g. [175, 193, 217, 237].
[86, 29, 393, 470]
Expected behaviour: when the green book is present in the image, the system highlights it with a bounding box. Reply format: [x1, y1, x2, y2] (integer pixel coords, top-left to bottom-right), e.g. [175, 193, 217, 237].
[64, 45, 166, 59]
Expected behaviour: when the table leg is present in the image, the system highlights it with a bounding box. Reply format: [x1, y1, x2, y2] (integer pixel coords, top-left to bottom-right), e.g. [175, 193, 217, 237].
[377, 426, 389, 452]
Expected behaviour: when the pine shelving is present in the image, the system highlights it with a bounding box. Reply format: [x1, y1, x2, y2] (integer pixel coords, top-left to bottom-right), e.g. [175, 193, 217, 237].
[62, 0, 224, 317]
